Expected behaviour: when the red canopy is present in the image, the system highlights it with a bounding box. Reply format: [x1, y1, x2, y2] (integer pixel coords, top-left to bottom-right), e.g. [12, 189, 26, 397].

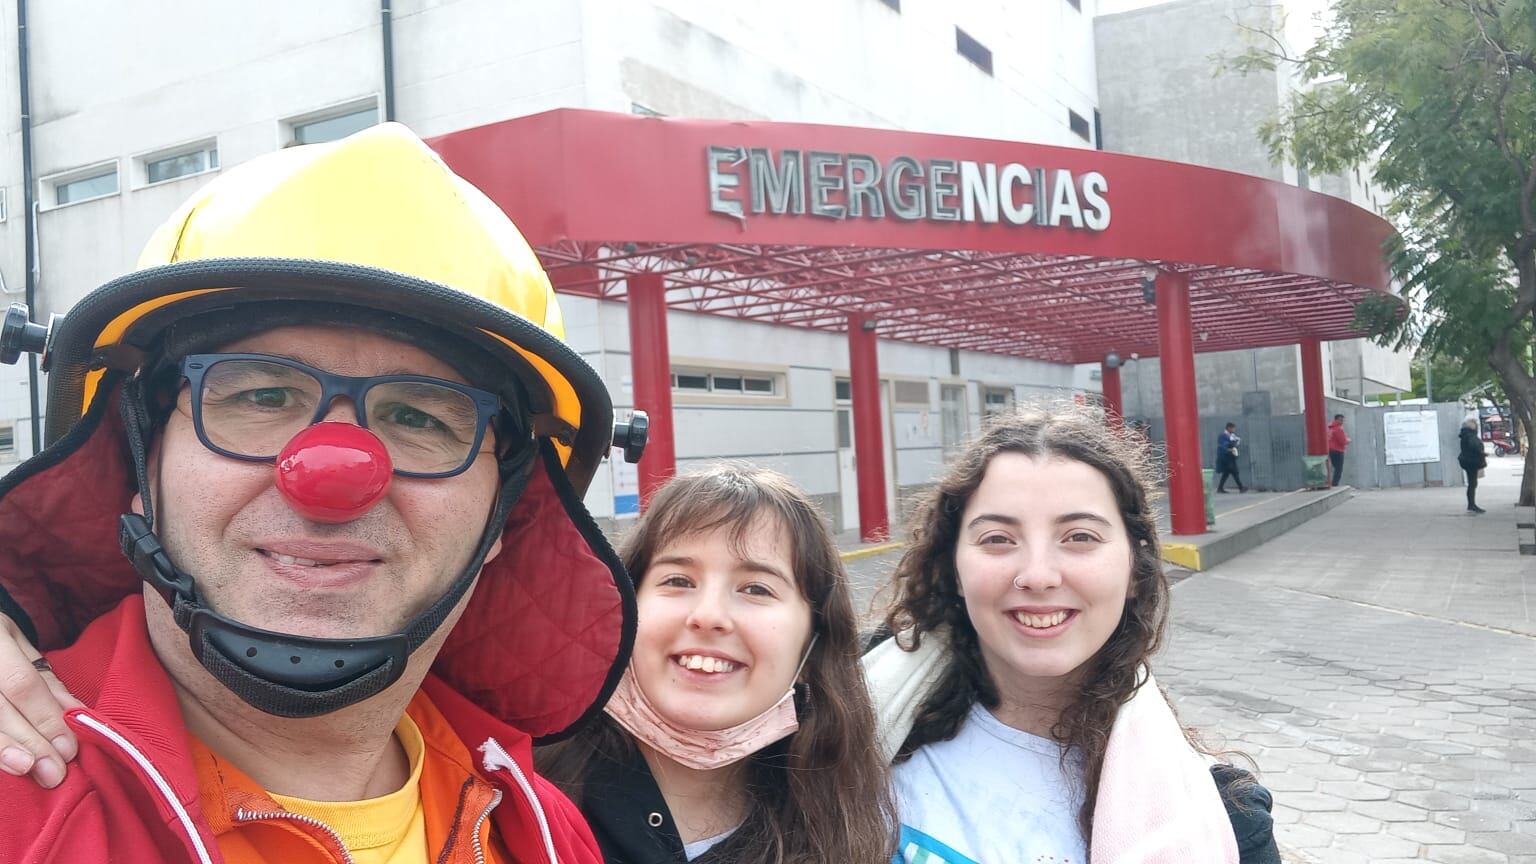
[432, 109, 1394, 365]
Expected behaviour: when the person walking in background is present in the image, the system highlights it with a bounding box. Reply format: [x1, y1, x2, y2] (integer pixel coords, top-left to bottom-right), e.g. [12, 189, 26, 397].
[1459, 416, 1488, 514]
[1327, 414, 1350, 487]
[1216, 422, 1246, 493]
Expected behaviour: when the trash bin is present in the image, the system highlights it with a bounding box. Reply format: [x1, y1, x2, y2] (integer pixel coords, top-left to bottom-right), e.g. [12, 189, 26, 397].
[1301, 456, 1330, 490]
[1202, 468, 1216, 527]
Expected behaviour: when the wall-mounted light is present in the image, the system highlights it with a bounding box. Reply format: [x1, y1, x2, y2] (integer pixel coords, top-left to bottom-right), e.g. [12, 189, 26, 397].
[1140, 266, 1157, 305]
[1104, 351, 1122, 369]
[1199, 331, 1209, 342]
[860, 318, 879, 332]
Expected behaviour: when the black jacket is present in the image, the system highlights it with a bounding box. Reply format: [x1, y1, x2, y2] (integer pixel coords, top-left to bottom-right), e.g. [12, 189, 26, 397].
[1214, 763, 1283, 864]
[1459, 426, 1488, 471]
[574, 744, 693, 864]
[571, 743, 1279, 864]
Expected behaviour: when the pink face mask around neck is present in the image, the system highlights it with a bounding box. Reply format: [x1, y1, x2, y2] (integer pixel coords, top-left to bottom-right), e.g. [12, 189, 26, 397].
[603, 634, 817, 771]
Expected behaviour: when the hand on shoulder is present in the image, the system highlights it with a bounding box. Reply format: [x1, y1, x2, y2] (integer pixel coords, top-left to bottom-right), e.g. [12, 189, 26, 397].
[0, 613, 83, 789]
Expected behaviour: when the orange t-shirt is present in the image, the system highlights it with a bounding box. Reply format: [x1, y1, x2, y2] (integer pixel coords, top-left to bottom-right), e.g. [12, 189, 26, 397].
[190, 691, 511, 864]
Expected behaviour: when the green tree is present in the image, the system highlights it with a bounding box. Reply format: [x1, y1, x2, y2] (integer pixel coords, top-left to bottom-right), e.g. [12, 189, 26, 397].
[1410, 352, 1500, 401]
[1241, 0, 1536, 505]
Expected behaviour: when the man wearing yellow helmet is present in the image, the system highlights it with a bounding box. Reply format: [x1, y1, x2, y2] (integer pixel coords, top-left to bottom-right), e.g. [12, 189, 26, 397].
[0, 124, 636, 864]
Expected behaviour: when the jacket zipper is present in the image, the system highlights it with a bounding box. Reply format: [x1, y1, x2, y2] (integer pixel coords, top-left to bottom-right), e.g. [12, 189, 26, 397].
[471, 788, 505, 864]
[71, 713, 217, 864]
[479, 737, 559, 864]
[234, 807, 356, 864]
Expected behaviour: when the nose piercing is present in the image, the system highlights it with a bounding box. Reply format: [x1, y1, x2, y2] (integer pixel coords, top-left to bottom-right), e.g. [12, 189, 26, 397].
[1012, 575, 1028, 591]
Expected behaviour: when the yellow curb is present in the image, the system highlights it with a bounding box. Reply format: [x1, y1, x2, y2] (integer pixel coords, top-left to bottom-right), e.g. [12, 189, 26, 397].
[840, 541, 905, 561]
[1161, 542, 1202, 571]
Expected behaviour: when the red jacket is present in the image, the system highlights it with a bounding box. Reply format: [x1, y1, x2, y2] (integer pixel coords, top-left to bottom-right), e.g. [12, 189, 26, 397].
[0, 400, 634, 863]
[8, 596, 603, 864]
[1328, 421, 1349, 452]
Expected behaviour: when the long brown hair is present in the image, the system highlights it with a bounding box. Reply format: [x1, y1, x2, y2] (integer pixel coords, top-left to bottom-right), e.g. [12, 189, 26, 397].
[540, 464, 896, 864]
[881, 403, 1168, 838]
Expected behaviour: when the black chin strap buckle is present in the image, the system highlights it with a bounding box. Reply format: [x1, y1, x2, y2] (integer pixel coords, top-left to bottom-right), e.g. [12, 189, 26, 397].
[119, 513, 194, 605]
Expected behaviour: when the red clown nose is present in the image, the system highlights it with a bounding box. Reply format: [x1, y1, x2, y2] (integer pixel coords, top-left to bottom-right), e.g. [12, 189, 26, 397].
[275, 422, 394, 523]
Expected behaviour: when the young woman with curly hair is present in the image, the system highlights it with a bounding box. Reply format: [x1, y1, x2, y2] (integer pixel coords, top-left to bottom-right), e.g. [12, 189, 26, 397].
[865, 403, 1278, 864]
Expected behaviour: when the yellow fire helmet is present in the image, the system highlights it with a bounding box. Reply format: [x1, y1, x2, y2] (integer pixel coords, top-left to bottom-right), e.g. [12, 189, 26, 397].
[0, 123, 636, 734]
[50, 122, 613, 492]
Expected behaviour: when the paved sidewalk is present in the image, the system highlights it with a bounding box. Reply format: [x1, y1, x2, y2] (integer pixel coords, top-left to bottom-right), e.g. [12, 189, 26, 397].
[1162, 462, 1536, 863]
[1174, 463, 1533, 637]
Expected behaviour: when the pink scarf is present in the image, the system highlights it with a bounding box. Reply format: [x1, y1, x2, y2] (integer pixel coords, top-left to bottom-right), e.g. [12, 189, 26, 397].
[1090, 670, 1239, 864]
[865, 633, 1238, 863]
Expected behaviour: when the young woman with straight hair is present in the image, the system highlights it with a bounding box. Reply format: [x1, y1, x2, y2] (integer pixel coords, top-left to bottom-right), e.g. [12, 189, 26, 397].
[539, 464, 896, 863]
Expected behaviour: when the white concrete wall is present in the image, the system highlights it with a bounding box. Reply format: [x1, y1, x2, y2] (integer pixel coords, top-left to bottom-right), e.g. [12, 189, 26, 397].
[0, 365, 32, 475]
[0, 0, 1097, 511]
[564, 295, 1080, 523]
[582, 0, 1098, 146]
[1327, 338, 1413, 399]
[394, 0, 589, 137]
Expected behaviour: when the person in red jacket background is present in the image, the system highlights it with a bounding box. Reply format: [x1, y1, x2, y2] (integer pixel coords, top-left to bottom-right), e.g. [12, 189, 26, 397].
[1327, 414, 1350, 487]
[0, 124, 634, 864]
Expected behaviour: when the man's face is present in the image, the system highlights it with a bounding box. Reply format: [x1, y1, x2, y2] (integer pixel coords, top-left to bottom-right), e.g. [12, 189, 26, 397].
[137, 325, 504, 640]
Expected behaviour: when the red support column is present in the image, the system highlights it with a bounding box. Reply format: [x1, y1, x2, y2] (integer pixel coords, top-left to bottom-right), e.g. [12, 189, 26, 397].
[847, 313, 889, 542]
[1101, 361, 1123, 430]
[1300, 338, 1327, 456]
[1155, 270, 1205, 536]
[627, 273, 676, 506]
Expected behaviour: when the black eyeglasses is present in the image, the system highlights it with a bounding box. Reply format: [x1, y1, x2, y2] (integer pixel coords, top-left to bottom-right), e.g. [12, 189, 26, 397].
[180, 353, 505, 478]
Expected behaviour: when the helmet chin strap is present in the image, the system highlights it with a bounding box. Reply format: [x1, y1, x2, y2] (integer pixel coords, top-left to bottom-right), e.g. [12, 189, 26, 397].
[116, 379, 535, 718]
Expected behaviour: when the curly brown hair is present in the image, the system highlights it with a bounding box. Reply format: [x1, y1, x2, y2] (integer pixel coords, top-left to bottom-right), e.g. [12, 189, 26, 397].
[540, 464, 896, 864]
[881, 402, 1168, 838]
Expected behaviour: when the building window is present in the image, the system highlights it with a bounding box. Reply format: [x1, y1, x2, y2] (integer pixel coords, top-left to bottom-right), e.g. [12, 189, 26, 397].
[955, 28, 993, 76]
[141, 141, 219, 186]
[0, 424, 13, 458]
[982, 386, 1014, 417]
[0, 187, 7, 223]
[940, 384, 967, 451]
[1069, 110, 1092, 143]
[892, 379, 930, 407]
[672, 368, 779, 396]
[673, 372, 709, 391]
[285, 101, 378, 147]
[878, 0, 900, 10]
[835, 378, 852, 402]
[45, 163, 119, 208]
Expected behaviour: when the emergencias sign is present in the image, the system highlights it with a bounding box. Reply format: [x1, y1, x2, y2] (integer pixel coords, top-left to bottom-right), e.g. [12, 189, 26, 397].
[706, 146, 1110, 231]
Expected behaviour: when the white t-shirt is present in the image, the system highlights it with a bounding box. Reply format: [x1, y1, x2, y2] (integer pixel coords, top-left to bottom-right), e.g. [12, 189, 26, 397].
[682, 827, 737, 861]
[892, 703, 1088, 864]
